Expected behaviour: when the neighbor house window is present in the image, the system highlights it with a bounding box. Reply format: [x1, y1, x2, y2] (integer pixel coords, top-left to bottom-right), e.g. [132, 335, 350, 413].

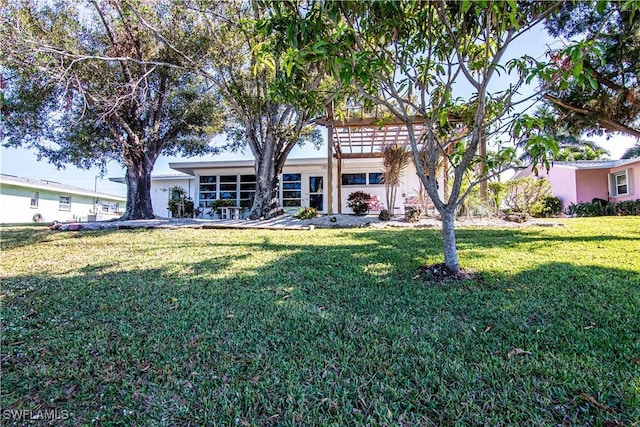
[219, 175, 238, 202]
[282, 173, 302, 207]
[30, 191, 39, 208]
[59, 196, 71, 211]
[341, 173, 366, 185]
[610, 170, 630, 197]
[368, 173, 384, 185]
[199, 175, 217, 209]
[240, 175, 256, 207]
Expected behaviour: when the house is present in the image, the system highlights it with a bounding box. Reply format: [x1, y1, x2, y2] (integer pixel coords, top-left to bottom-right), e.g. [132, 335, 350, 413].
[114, 157, 435, 218]
[111, 114, 446, 218]
[513, 158, 639, 209]
[0, 174, 126, 224]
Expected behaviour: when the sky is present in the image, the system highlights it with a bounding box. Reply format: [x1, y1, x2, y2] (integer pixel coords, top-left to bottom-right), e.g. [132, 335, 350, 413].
[1, 20, 637, 198]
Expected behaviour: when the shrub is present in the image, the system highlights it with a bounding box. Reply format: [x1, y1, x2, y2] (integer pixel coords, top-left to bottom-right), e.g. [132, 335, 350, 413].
[295, 207, 318, 219]
[378, 209, 391, 221]
[613, 199, 640, 216]
[566, 199, 640, 217]
[533, 196, 562, 218]
[207, 199, 236, 217]
[505, 177, 552, 214]
[347, 191, 372, 216]
[404, 206, 422, 222]
[167, 186, 195, 218]
[565, 201, 613, 217]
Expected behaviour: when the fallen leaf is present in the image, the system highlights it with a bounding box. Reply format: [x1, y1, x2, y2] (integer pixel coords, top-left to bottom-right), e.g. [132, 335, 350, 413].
[484, 326, 492, 333]
[412, 274, 420, 280]
[583, 323, 596, 330]
[632, 357, 640, 366]
[226, 314, 234, 319]
[507, 348, 532, 358]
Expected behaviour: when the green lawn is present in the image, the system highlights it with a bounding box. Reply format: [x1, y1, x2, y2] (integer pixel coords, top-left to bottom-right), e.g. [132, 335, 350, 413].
[1, 218, 639, 426]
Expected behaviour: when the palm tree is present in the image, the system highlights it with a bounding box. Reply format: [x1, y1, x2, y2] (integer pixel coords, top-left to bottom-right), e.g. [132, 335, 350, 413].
[381, 143, 412, 215]
[622, 142, 640, 159]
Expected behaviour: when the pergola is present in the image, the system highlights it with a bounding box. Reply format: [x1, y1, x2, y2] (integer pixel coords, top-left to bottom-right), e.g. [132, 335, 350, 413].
[315, 110, 428, 214]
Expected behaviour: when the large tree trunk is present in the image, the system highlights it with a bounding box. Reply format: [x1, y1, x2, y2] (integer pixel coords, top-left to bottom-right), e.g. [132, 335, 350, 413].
[441, 207, 460, 273]
[248, 149, 284, 220]
[121, 157, 155, 220]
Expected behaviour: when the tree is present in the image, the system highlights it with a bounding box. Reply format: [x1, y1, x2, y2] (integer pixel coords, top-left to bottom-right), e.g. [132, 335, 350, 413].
[272, 1, 561, 273]
[1, 1, 225, 220]
[381, 143, 411, 215]
[542, 1, 640, 138]
[622, 142, 640, 159]
[132, 1, 328, 219]
[516, 106, 610, 162]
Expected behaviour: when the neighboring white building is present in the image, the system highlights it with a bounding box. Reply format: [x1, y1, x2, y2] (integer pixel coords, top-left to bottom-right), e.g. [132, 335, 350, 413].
[0, 174, 126, 224]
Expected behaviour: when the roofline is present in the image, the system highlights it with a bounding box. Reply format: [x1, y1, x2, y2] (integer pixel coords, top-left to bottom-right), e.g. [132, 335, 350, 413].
[168, 157, 332, 176]
[550, 158, 640, 170]
[109, 174, 195, 184]
[1, 174, 126, 201]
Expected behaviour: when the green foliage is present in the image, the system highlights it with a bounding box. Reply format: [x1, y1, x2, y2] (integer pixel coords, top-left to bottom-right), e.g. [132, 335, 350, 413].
[378, 209, 391, 221]
[566, 199, 640, 217]
[346, 191, 372, 216]
[533, 196, 563, 218]
[2, 220, 639, 424]
[505, 177, 552, 215]
[614, 199, 640, 215]
[207, 199, 236, 216]
[542, 1, 640, 138]
[487, 181, 508, 211]
[167, 186, 195, 219]
[294, 207, 318, 220]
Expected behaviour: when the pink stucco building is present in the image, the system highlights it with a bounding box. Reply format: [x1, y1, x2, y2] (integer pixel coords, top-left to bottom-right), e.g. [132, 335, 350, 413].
[514, 158, 639, 209]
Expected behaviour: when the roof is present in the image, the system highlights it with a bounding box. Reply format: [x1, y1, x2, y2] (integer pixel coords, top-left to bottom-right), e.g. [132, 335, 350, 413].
[512, 157, 640, 179]
[109, 173, 194, 184]
[0, 174, 126, 201]
[167, 157, 331, 176]
[549, 158, 640, 170]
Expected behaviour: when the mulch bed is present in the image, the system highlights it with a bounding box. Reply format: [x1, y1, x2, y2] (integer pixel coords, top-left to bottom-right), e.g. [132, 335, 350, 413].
[417, 263, 479, 284]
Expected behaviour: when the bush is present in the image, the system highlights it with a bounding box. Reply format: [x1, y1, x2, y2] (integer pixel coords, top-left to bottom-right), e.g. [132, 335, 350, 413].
[167, 186, 195, 218]
[347, 191, 372, 216]
[294, 207, 318, 219]
[378, 209, 391, 221]
[533, 196, 562, 218]
[404, 206, 422, 222]
[566, 199, 640, 217]
[614, 199, 640, 216]
[206, 199, 236, 217]
[505, 177, 552, 215]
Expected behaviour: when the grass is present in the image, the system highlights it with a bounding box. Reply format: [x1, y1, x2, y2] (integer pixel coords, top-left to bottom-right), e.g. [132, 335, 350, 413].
[1, 217, 639, 426]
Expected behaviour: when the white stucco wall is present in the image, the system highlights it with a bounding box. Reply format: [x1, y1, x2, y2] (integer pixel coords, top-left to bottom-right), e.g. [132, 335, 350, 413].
[0, 183, 124, 224]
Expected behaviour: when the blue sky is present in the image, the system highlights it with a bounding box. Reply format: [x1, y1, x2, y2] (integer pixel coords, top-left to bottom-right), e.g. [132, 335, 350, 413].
[1, 22, 637, 198]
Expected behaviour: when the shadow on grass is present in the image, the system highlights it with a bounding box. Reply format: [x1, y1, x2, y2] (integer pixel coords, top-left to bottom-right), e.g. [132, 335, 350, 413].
[2, 230, 639, 426]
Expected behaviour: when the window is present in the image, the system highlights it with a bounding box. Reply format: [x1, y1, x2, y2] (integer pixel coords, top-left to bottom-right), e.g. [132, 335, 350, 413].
[610, 170, 630, 197]
[342, 172, 384, 185]
[30, 191, 39, 208]
[101, 202, 110, 213]
[219, 175, 238, 201]
[282, 173, 302, 207]
[240, 175, 256, 206]
[199, 175, 217, 208]
[59, 196, 71, 211]
[369, 173, 384, 185]
[341, 173, 366, 185]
